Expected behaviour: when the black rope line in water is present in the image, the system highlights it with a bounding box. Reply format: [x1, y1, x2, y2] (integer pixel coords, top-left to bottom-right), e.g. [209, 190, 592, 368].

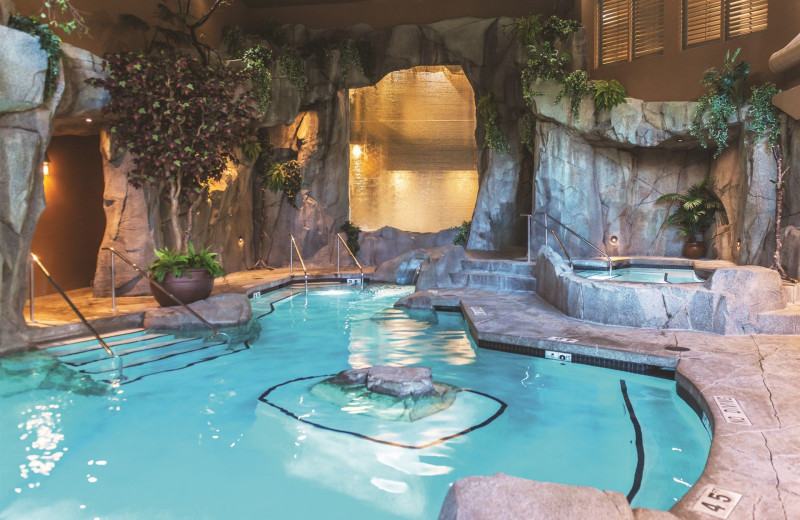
[253, 290, 305, 320]
[100, 342, 251, 385]
[620, 379, 645, 503]
[258, 374, 507, 450]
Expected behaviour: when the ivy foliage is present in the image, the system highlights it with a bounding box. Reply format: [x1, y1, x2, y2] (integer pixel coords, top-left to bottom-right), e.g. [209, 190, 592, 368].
[35, 0, 88, 35]
[222, 25, 246, 59]
[521, 112, 536, 155]
[748, 83, 782, 147]
[279, 48, 308, 95]
[243, 44, 273, 114]
[340, 220, 362, 255]
[300, 37, 375, 83]
[592, 79, 627, 112]
[452, 220, 471, 246]
[517, 15, 580, 96]
[477, 93, 511, 155]
[557, 70, 593, 118]
[8, 14, 63, 101]
[263, 160, 303, 208]
[690, 49, 751, 157]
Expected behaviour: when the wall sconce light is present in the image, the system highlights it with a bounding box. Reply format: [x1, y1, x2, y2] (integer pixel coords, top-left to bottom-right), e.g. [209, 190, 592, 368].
[736, 239, 741, 251]
[85, 118, 93, 123]
[42, 152, 51, 176]
[352, 144, 363, 159]
[238, 236, 244, 247]
[609, 236, 618, 245]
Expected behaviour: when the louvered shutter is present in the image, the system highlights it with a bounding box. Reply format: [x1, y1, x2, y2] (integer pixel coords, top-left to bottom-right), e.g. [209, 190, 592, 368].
[683, 0, 723, 48]
[633, 0, 664, 58]
[599, 0, 631, 65]
[726, 0, 768, 38]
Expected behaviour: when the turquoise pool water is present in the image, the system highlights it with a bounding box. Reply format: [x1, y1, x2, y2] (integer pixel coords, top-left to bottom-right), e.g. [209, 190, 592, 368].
[0, 285, 710, 519]
[576, 267, 704, 283]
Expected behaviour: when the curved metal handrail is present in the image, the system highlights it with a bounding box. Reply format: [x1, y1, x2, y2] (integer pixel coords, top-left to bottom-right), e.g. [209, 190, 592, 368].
[336, 233, 364, 287]
[532, 211, 612, 274]
[29, 253, 125, 382]
[103, 247, 229, 345]
[289, 235, 308, 292]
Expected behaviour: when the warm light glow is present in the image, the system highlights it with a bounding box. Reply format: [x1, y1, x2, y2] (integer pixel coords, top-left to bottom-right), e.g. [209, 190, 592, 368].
[31, 253, 38, 261]
[609, 236, 618, 245]
[42, 152, 51, 176]
[238, 236, 244, 246]
[352, 144, 363, 159]
[85, 118, 92, 123]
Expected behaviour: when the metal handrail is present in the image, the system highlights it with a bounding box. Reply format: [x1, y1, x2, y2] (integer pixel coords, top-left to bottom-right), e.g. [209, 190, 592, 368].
[103, 247, 229, 344]
[289, 235, 308, 292]
[29, 253, 124, 382]
[336, 233, 364, 287]
[532, 211, 612, 274]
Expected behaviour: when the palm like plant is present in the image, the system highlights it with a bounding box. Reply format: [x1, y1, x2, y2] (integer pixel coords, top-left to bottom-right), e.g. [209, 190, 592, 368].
[657, 178, 728, 239]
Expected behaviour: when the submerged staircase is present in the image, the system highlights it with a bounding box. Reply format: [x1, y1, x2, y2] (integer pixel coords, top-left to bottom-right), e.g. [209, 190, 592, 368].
[41, 328, 247, 385]
[450, 258, 537, 292]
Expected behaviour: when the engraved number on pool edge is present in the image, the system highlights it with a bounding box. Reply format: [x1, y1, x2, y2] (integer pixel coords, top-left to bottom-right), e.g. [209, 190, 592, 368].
[713, 396, 752, 426]
[547, 336, 578, 343]
[691, 485, 742, 519]
[545, 350, 572, 363]
[251, 291, 262, 299]
[470, 306, 486, 316]
[347, 278, 362, 285]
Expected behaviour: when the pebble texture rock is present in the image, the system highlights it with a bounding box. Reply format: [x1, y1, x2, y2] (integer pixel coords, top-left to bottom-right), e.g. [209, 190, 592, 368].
[439, 473, 634, 520]
[0, 25, 63, 352]
[0, 26, 47, 113]
[365, 365, 434, 398]
[143, 293, 252, 330]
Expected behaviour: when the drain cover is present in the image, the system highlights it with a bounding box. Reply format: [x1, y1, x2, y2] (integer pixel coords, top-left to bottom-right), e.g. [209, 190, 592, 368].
[665, 346, 690, 352]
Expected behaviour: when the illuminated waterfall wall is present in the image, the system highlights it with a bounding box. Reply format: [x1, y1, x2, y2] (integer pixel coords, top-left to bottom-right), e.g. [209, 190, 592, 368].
[349, 66, 479, 233]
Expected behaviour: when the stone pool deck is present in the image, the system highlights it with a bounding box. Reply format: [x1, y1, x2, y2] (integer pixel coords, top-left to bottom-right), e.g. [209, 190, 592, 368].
[18, 270, 800, 520]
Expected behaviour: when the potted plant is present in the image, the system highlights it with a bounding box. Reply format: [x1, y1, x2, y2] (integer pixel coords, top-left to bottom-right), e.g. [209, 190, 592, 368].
[657, 178, 727, 259]
[148, 243, 225, 306]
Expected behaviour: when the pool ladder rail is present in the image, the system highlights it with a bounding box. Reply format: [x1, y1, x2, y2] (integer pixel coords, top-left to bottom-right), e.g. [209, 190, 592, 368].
[103, 247, 231, 347]
[289, 234, 309, 292]
[28, 253, 125, 385]
[524, 211, 613, 275]
[336, 232, 364, 287]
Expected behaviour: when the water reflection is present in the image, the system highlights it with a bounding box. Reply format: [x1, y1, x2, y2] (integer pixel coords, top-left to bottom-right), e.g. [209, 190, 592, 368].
[349, 66, 479, 232]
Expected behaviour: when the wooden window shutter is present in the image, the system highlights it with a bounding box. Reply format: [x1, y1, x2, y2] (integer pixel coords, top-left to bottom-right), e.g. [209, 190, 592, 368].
[683, 0, 723, 48]
[599, 0, 631, 65]
[726, 0, 768, 38]
[633, 0, 664, 58]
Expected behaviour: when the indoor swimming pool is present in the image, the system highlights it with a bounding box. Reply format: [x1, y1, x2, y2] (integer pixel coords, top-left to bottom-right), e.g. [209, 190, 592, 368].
[0, 285, 711, 519]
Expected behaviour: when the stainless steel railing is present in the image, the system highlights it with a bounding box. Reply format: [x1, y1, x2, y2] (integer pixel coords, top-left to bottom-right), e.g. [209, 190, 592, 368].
[528, 211, 613, 274]
[289, 235, 308, 292]
[103, 247, 230, 345]
[336, 233, 364, 287]
[29, 253, 125, 382]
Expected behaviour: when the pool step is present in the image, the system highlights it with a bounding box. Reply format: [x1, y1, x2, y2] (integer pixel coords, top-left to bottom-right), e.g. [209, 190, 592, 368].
[45, 331, 247, 385]
[451, 259, 537, 293]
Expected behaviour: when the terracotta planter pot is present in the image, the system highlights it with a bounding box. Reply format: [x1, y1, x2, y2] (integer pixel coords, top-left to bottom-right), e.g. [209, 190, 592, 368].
[151, 268, 214, 307]
[682, 241, 706, 259]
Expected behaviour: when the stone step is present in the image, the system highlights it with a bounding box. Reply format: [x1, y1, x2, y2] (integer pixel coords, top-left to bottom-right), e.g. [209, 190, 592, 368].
[450, 272, 537, 292]
[756, 305, 800, 334]
[460, 259, 535, 276]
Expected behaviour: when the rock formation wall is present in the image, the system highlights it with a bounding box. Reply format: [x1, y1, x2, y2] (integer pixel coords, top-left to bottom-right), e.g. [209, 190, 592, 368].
[528, 80, 782, 266]
[0, 25, 59, 351]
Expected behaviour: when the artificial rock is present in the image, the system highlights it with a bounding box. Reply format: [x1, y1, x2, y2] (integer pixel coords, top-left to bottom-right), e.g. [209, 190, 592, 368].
[0, 25, 47, 113]
[439, 473, 634, 520]
[143, 293, 252, 330]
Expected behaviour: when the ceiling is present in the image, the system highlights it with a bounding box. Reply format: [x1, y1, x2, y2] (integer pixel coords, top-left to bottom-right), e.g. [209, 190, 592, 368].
[242, 0, 371, 7]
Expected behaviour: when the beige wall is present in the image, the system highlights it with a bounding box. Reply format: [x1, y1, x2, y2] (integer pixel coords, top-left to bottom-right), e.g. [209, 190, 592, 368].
[581, 0, 800, 101]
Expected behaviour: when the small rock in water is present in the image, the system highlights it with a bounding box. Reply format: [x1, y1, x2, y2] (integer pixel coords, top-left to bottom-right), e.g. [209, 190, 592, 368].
[335, 368, 370, 385]
[365, 365, 434, 398]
